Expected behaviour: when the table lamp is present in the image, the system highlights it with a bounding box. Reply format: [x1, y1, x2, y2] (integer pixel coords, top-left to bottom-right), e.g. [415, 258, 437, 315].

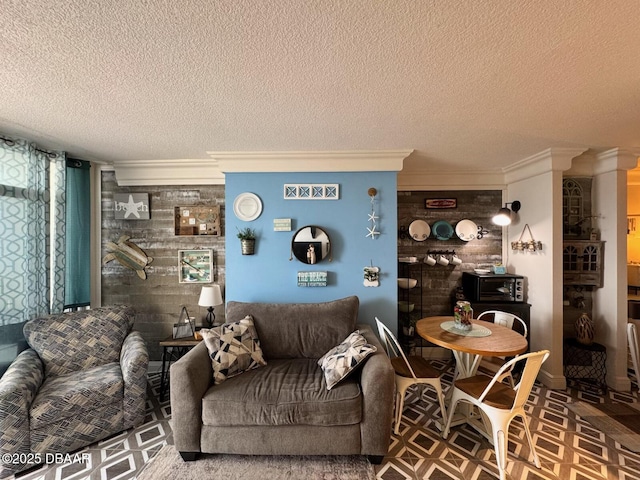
[198, 284, 223, 328]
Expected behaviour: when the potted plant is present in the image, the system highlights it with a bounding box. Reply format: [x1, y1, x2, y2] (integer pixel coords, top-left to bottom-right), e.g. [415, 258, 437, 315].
[236, 227, 257, 255]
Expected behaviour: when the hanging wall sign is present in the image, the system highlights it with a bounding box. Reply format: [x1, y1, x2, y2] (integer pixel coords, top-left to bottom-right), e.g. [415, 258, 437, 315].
[114, 193, 150, 219]
[425, 198, 457, 209]
[297, 271, 328, 287]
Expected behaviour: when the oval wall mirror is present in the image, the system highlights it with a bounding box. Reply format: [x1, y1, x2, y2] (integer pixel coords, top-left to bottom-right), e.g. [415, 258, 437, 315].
[290, 225, 332, 264]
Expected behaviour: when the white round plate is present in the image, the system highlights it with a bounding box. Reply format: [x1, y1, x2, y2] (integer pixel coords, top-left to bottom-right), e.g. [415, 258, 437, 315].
[233, 192, 262, 221]
[455, 219, 478, 241]
[408, 219, 430, 241]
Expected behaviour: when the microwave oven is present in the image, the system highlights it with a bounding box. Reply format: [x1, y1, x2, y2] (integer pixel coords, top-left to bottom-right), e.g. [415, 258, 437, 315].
[461, 272, 524, 303]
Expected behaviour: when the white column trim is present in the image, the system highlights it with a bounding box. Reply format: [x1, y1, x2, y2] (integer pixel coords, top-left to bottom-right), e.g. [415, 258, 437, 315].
[503, 147, 588, 183]
[594, 148, 639, 174]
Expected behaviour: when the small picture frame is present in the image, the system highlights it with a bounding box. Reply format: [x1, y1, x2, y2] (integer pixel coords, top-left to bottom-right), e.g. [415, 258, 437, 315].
[179, 249, 213, 283]
[173, 306, 195, 339]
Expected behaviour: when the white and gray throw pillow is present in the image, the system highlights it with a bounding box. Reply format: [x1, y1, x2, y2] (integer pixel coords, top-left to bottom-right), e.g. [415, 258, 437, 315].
[318, 330, 377, 390]
[201, 315, 267, 384]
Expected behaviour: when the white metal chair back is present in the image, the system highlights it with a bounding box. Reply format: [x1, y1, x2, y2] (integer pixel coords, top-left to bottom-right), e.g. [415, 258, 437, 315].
[627, 320, 640, 385]
[491, 350, 549, 410]
[443, 350, 549, 480]
[375, 317, 447, 434]
[375, 318, 417, 379]
[477, 310, 527, 338]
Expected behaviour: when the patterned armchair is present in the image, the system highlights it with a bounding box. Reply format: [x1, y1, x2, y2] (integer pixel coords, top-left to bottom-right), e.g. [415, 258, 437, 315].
[0, 305, 148, 478]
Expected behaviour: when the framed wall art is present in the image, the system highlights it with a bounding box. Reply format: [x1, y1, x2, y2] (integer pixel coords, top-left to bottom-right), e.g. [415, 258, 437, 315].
[178, 249, 213, 283]
[175, 205, 221, 236]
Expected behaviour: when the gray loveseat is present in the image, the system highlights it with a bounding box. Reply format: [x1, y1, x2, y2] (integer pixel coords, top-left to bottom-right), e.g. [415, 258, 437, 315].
[170, 296, 395, 463]
[0, 305, 149, 479]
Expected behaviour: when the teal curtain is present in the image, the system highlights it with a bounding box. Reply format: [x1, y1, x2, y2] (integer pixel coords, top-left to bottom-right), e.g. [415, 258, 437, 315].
[0, 136, 66, 325]
[64, 159, 91, 308]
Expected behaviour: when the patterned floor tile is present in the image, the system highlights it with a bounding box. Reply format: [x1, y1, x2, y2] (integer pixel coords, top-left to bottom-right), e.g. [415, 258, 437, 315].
[375, 457, 417, 480]
[13, 368, 640, 480]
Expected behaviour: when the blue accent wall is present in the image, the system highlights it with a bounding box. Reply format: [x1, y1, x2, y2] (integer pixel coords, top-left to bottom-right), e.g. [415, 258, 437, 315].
[225, 171, 398, 332]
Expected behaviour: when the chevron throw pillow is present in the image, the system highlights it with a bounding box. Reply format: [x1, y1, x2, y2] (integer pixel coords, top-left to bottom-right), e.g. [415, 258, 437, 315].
[201, 315, 267, 384]
[318, 330, 377, 390]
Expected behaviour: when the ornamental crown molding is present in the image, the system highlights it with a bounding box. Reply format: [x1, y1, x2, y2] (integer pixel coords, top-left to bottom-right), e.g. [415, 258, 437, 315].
[397, 169, 506, 191]
[112, 159, 224, 186]
[503, 147, 588, 183]
[207, 150, 412, 173]
[593, 148, 639, 175]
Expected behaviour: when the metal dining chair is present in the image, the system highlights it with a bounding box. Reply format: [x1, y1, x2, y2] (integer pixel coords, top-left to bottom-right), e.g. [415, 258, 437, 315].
[476, 310, 528, 386]
[443, 350, 550, 480]
[375, 317, 447, 434]
[627, 320, 640, 386]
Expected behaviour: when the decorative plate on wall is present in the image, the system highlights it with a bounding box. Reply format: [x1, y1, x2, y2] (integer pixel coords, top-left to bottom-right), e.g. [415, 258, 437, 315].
[408, 219, 430, 241]
[432, 220, 454, 241]
[233, 192, 262, 221]
[455, 219, 478, 241]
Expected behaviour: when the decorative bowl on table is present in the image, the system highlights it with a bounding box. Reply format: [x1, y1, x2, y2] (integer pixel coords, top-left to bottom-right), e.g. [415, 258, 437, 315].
[397, 277, 418, 289]
[398, 301, 415, 313]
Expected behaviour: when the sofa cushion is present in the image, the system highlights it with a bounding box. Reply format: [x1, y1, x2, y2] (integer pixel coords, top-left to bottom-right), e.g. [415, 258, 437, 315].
[24, 305, 134, 377]
[30, 363, 124, 429]
[225, 296, 359, 359]
[318, 331, 377, 390]
[200, 316, 267, 385]
[202, 359, 362, 427]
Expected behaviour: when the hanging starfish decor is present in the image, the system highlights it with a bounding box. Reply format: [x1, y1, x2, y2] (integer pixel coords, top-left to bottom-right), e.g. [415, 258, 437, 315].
[366, 187, 380, 239]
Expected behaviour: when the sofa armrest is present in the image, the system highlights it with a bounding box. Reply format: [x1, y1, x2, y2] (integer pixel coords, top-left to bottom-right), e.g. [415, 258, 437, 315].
[120, 331, 149, 429]
[0, 349, 43, 476]
[357, 324, 395, 457]
[170, 342, 212, 453]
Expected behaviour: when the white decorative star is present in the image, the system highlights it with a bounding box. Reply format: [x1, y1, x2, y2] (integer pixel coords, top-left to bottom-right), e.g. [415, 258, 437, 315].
[366, 226, 381, 239]
[121, 195, 143, 218]
[368, 212, 379, 223]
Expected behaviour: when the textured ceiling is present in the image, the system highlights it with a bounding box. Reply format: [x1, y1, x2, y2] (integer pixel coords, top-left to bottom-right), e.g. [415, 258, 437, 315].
[2, 0, 640, 171]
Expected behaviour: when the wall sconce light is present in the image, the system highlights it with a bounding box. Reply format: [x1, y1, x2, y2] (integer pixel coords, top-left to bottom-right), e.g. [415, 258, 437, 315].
[492, 200, 521, 226]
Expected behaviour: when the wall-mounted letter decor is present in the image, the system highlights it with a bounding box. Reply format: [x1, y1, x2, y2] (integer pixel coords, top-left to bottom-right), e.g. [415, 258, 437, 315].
[297, 271, 328, 287]
[114, 193, 150, 219]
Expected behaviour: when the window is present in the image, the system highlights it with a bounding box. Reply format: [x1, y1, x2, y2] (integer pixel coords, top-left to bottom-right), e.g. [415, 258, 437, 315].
[563, 179, 583, 237]
[0, 137, 66, 325]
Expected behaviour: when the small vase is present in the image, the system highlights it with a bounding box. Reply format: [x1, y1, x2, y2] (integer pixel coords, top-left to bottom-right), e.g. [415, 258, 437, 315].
[241, 239, 255, 255]
[454, 301, 473, 332]
[575, 313, 594, 345]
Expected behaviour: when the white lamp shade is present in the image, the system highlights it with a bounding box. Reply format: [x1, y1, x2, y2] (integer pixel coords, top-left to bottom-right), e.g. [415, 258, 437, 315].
[198, 285, 223, 307]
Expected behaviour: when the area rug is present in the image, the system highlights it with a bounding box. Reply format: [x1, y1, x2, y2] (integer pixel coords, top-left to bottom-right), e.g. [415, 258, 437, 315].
[136, 445, 376, 480]
[568, 401, 640, 452]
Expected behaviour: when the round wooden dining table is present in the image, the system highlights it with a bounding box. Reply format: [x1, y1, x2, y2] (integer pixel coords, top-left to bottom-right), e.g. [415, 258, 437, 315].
[416, 315, 528, 433]
[416, 315, 528, 379]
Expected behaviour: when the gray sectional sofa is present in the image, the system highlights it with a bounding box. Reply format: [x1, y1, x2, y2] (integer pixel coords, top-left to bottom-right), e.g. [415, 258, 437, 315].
[170, 296, 395, 463]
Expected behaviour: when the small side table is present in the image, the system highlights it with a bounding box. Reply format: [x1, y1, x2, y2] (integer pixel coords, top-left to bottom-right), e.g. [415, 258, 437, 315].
[563, 338, 607, 393]
[159, 335, 202, 401]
